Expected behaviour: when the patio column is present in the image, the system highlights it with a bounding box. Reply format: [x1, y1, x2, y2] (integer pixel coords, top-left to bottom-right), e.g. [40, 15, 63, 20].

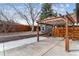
[64, 16, 69, 52]
[37, 23, 39, 42]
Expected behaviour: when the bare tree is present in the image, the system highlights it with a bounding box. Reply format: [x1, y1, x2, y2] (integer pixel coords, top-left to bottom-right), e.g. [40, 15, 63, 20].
[9, 3, 41, 31]
[0, 10, 7, 33]
[8, 4, 31, 26]
[0, 9, 16, 33]
[24, 3, 41, 31]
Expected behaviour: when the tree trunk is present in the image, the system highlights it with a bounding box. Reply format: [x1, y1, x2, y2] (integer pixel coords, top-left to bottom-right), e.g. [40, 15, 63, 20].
[31, 20, 35, 32]
[31, 24, 34, 32]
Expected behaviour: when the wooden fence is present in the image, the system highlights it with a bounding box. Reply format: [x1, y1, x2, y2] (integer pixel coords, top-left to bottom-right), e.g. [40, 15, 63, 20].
[7, 25, 38, 32]
[52, 26, 79, 40]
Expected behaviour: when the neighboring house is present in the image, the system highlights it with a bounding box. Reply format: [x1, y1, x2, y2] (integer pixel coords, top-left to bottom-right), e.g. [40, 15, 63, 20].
[40, 24, 52, 33]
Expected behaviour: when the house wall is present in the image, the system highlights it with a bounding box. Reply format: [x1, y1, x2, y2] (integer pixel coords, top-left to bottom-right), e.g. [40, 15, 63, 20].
[40, 25, 52, 33]
[52, 26, 79, 40]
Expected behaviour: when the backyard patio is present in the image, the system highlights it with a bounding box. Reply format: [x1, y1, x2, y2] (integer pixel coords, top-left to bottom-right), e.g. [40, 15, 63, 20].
[0, 3, 79, 56]
[0, 36, 79, 56]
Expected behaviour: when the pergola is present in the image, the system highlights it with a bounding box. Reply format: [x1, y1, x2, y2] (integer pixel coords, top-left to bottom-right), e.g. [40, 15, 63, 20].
[36, 13, 75, 52]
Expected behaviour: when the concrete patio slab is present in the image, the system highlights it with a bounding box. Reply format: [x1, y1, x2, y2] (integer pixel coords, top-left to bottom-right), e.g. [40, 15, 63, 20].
[0, 37, 79, 56]
[0, 37, 62, 56]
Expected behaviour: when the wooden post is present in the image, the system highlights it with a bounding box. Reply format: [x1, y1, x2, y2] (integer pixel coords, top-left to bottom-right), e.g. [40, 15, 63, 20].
[72, 24, 74, 40]
[37, 23, 39, 42]
[52, 26, 54, 37]
[64, 16, 69, 52]
[53, 26, 55, 37]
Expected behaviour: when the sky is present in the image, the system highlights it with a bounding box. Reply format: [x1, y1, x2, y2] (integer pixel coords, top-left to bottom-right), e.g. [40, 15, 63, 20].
[52, 3, 76, 15]
[0, 3, 76, 25]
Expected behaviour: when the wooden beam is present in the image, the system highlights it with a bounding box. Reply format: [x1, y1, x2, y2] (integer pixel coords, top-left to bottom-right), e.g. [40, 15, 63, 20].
[37, 23, 39, 42]
[64, 17, 70, 52]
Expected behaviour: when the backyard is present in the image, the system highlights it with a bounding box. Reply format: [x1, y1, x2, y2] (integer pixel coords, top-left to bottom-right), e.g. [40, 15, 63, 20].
[0, 34, 79, 56]
[0, 3, 79, 56]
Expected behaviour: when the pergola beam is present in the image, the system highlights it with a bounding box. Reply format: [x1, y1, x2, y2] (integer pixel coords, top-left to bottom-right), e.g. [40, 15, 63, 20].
[37, 15, 73, 52]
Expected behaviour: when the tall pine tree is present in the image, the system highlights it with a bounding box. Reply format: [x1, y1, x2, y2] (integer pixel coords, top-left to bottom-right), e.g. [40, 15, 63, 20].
[40, 3, 54, 34]
[40, 3, 53, 20]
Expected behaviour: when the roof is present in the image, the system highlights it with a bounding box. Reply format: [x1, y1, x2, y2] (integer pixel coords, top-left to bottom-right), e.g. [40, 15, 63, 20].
[37, 13, 76, 26]
[38, 17, 66, 26]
